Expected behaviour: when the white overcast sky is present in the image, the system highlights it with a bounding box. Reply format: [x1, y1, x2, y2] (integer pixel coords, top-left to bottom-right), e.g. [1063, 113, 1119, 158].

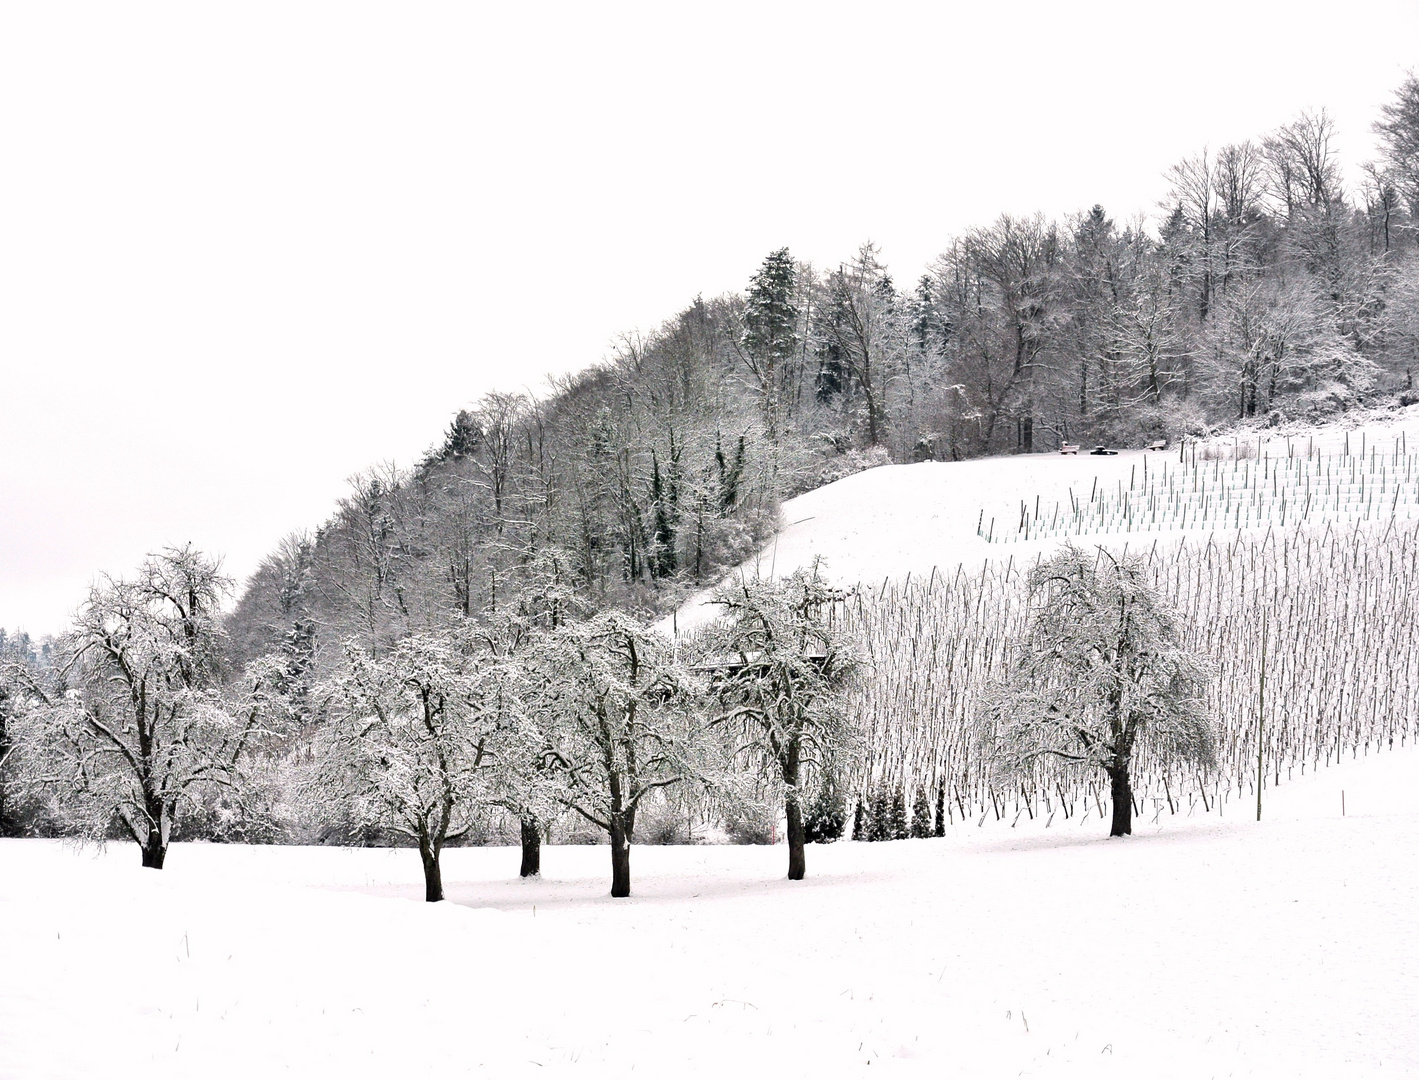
[1, 1, 1416, 636]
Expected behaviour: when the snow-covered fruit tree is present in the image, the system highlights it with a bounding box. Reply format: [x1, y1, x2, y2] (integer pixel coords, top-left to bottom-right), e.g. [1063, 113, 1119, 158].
[978, 544, 1216, 837]
[304, 632, 517, 901]
[699, 563, 859, 880]
[487, 549, 592, 880]
[17, 547, 284, 868]
[535, 611, 710, 898]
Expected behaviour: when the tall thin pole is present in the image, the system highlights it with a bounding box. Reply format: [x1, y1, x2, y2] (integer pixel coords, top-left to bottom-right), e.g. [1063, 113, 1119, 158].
[1257, 609, 1267, 822]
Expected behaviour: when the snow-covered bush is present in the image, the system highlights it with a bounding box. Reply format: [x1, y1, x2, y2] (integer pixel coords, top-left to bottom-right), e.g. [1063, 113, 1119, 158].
[813, 445, 892, 490]
[720, 801, 774, 845]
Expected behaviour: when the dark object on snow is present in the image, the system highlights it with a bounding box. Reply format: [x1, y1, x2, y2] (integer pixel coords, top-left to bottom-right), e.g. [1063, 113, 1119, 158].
[889, 786, 909, 840]
[804, 781, 848, 843]
[1090, 445, 1118, 455]
[910, 787, 933, 838]
[867, 786, 891, 841]
[519, 816, 541, 877]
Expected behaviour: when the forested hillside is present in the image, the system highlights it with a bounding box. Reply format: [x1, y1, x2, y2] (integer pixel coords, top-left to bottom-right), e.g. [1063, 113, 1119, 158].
[227, 79, 1419, 674]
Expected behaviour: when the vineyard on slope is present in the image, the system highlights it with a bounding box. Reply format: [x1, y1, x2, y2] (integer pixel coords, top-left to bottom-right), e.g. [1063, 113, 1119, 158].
[841, 519, 1419, 829]
[982, 433, 1419, 545]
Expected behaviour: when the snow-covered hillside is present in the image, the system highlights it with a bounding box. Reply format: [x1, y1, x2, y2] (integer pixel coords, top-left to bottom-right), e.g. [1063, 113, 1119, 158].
[2, 744, 1416, 1078]
[667, 411, 1419, 634]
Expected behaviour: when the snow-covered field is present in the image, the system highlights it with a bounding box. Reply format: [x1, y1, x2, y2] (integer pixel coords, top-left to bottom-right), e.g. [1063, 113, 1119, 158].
[3, 744, 1416, 1078]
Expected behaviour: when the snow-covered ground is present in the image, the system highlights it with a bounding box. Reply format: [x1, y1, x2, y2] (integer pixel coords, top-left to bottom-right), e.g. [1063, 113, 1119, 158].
[3, 743, 1416, 1078]
[666, 411, 1419, 635]
[669, 451, 1158, 634]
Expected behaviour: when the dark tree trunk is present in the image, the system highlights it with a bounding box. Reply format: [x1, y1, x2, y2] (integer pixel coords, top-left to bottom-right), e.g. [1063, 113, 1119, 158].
[519, 816, 541, 878]
[139, 837, 167, 869]
[1108, 763, 1133, 837]
[783, 740, 805, 880]
[609, 814, 632, 898]
[785, 793, 806, 880]
[139, 811, 167, 869]
[419, 840, 444, 902]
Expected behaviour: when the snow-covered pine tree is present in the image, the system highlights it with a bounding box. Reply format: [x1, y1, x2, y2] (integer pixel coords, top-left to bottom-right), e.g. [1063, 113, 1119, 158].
[741, 248, 798, 444]
[889, 785, 909, 840]
[978, 544, 1216, 837]
[803, 773, 847, 843]
[911, 786, 932, 838]
[648, 446, 678, 580]
[438, 408, 482, 462]
[933, 784, 946, 837]
[868, 785, 891, 842]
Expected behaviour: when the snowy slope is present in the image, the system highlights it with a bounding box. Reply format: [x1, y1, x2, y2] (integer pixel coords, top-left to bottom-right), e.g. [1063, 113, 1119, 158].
[666, 413, 1419, 635]
[2, 744, 1416, 1078]
[669, 452, 1146, 634]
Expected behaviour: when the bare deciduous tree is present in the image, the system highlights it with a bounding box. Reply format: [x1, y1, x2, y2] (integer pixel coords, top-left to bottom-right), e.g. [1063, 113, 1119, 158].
[699, 563, 858, 880]
[978, 545, 1215, 837]
[304, 631, 514, 901]
[20, 547, 283, 868]
[536, 611, 710, 897]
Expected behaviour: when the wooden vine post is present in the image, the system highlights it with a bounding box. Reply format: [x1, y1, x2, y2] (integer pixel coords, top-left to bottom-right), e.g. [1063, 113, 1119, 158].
[1257, 609, 1267, 822]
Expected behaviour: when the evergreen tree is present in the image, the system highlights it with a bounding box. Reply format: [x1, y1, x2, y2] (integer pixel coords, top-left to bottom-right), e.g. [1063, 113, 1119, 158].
[934, 784, 946, 837]
[715, 432, 746, 513]
[851, 798, 866, 840]
[803, 775, 847, 843]
[742, 248, 798, 443]
[649, 447, 677, 579]
[440, 409, 482, 461]
[910, 274, 950, 356]
[911, 786, 932, 838]
[889, 785, 909, 840]
[868, 785, 891, 841]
